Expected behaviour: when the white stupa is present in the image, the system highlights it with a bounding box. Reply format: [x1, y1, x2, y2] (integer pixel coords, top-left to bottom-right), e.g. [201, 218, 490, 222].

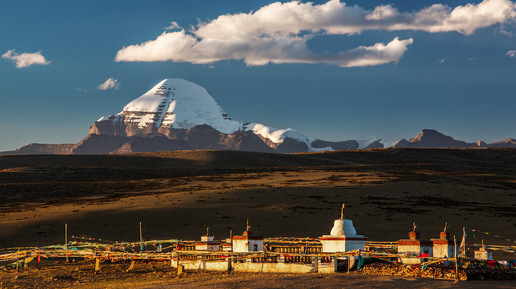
[319, 204, 367, 253]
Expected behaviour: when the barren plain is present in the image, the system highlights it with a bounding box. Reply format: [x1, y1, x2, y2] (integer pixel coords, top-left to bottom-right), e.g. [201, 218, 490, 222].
[1, 148, 515, 287]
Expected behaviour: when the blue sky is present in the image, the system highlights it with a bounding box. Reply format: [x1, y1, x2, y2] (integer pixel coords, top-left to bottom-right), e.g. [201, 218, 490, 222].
[1, 0, 516, 151]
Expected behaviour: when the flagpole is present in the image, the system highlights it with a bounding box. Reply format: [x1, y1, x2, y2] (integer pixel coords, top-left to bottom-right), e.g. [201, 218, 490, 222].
[461, 227, 466, 256]
[65, 223, 68, 262]
[139, 222, 143, 251]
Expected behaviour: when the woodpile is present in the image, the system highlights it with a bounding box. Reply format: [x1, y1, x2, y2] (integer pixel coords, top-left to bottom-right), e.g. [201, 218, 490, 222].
[358, 263, 467, 280]
[359, 262, 516, 281]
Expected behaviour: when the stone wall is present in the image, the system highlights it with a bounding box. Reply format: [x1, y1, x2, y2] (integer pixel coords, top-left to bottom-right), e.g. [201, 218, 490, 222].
[172, 256, 337, 274]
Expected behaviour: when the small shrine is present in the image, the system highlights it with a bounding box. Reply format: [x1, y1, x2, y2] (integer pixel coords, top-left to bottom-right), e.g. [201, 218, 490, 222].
[431, 223, 456, 258]
[232, 220, 264, 252]
[319, 204, 367, 253]
[474, 240, 493, 261]
[397, 223, 433, 264]
[220, 230, 233, 252]
[194, 227, 220, 251]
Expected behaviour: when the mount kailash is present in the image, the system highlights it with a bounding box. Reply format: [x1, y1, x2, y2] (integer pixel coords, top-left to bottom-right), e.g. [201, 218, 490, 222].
[3, 78, 516, 155]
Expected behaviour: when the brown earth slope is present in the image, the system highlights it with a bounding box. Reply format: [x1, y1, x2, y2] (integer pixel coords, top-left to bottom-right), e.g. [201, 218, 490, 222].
[0, 148, 515, 253]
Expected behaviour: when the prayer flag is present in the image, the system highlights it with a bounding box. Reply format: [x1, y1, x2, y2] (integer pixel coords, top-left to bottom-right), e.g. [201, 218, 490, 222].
[460, 227, 466, 256]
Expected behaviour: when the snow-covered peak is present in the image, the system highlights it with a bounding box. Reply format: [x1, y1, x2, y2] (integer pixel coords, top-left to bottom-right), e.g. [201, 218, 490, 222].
[124, 79, 170, 113]
[379, 140, 397, 148]
[244, 123, 312, 144]
[123, 78, 241, 134]
[244, 123, 336, 151]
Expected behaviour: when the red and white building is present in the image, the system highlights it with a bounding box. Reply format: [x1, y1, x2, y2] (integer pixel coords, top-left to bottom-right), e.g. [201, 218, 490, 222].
[431, 230, 456, 258]
[232, 222, 264, 253]
[195, 234, 220, 252]
[397, 228, 433, 264]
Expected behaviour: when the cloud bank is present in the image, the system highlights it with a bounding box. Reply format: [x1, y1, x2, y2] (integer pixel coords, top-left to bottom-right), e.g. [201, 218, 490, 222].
[2, 50, 51, 68]
[115, 0, 516, 67]
[97, 78, 120, 90]
[507, 50, 516, 57]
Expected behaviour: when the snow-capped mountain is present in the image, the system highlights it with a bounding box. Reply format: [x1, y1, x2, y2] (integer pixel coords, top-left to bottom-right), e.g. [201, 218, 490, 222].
[87, 78, 383, 154]
[5, 78, 516, 155]
[91, 79, 241, 137]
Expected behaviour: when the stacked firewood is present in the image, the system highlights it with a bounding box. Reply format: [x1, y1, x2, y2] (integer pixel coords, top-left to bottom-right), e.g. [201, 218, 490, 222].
[360, 262, 516, 280]
[358, 263, 467, 280]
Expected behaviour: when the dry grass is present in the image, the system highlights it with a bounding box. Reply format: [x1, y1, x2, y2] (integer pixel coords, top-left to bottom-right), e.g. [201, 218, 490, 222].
[1, 148, 515, 253]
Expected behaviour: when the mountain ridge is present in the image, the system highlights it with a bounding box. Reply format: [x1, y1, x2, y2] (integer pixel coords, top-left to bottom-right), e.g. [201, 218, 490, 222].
[82, 78, 383, 154]
[2, 79, 516, 154]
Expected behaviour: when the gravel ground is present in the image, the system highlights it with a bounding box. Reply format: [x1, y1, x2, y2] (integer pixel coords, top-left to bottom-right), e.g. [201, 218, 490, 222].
[1, 261, 515, 289]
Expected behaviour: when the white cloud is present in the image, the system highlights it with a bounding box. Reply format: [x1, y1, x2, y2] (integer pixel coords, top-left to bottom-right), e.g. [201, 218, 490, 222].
[165, 21, 180, 30]
[2, 50, 51, 68]
[366, 5, 400, 21]
[327, 37, 414, 67]
[115, 0, 516, 67]
[507, 50, 516, 57]
[497, 25, 513, 36]
[97, 78, 120, 90]
[401, 0, 516, 35]
[438, 56, 450, 64]
[116, 30, 413, 67]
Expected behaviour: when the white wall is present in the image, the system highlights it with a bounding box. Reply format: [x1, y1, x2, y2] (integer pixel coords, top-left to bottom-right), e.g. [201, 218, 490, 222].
[173, 257, 337, 273]
[433, 244, 454, 258]
[232, 239, 263, 252]
[232, 240, 248, 253]
[474, 250, 492, 261]
[321, 239, 365, 253]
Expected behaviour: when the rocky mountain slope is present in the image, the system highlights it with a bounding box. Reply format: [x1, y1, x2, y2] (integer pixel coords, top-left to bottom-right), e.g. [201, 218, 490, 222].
[2, 79, 515, 154]
[392, 129, 478, 148]
[487, 138, 516, 148]
[3, 79, 383, 155]
[392, 129, 516, 149]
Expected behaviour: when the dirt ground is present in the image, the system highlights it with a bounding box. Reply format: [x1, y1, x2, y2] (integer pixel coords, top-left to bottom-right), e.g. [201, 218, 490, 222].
[1, 260, 515, 289]
[1, 148, 516, 287]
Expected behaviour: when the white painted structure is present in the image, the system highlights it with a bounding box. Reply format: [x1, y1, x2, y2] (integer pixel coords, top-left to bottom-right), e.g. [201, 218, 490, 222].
[431, 231, 455, 258]
[319, 219, 367, 253]
[474, 244, 493, 261]
[201, 235, 214, 242]
[398, 230, 433, 264]
[232, 230, 264, 253]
